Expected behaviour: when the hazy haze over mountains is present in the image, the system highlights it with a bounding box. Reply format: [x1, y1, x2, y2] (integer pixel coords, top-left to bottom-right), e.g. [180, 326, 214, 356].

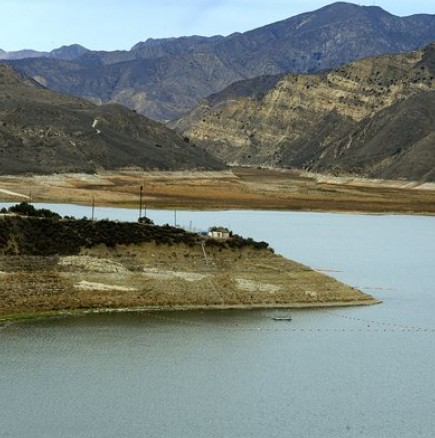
[0, 45, 90, 61]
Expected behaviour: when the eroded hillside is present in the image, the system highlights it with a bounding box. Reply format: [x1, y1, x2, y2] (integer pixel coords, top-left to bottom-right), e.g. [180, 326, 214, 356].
[0, 215, 378, 318]
[0, 64, 223, 175]
[174, 44, 435, 181]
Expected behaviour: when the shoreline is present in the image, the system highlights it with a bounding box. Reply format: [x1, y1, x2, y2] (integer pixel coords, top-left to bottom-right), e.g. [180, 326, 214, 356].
[0, 173, 398, 326]
[0, 299, 382, 327]
[1, 168, 435, 215]
[0, 217, 379, 325]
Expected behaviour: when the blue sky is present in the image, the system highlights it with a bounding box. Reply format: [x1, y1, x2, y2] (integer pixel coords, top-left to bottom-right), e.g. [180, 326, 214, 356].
[1, 0, 435, 52]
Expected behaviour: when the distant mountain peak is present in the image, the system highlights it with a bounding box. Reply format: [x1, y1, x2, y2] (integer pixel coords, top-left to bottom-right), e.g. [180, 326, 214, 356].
[130, 35, 224, 53]
[6, 1, 435, 121]
[320, 1, 385, 10]
[0, 45, 90, 61]
[53, 43, 89, 51]
[0, 49, 49, 60]
[50, 44, 90, 60]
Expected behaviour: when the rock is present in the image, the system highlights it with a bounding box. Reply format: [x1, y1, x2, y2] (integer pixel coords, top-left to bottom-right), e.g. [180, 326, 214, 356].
[174, 44, 435, 181]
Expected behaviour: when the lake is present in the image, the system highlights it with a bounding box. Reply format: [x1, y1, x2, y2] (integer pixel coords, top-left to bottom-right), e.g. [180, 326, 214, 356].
[1, 204, 434, 437]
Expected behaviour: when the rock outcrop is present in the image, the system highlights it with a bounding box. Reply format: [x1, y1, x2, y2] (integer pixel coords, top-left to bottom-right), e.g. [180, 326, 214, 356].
[174, 44, 435, 181]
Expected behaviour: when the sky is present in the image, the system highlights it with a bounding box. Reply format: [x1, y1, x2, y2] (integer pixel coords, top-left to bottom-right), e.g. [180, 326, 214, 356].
[1, 0, 435, 52]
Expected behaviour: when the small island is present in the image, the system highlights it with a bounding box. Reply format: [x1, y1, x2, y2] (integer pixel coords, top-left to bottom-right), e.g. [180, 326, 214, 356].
[0, 204, 379, 321]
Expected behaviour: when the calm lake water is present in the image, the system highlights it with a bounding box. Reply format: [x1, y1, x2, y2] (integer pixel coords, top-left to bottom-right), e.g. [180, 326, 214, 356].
[1, 204, 435, 437]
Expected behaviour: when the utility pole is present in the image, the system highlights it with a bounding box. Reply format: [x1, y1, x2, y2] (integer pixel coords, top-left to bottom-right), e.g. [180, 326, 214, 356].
[139, 185, 143, 221]
[91, 196, 95, 221]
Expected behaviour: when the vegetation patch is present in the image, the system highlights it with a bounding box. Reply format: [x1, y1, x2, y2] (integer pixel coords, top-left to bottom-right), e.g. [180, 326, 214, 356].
[0, 203, 271, 256]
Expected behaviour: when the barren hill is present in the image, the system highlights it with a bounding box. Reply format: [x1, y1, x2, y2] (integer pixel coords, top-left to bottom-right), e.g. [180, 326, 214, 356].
[0, 64, 223, 175]
[173, 44, 435, 181]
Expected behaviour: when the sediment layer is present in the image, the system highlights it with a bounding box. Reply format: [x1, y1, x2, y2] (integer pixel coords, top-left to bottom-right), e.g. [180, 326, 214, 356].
[0, 216, 378, 318]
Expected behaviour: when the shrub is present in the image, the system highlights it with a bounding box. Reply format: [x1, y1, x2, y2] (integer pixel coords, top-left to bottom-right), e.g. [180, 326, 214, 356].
[139, 216, 154, 225]
[7, 202, 61, 219]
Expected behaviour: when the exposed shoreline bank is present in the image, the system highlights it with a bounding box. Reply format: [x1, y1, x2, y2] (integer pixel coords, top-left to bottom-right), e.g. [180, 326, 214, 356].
[0, 215, 378, 322]
[1, 168, 435, 215]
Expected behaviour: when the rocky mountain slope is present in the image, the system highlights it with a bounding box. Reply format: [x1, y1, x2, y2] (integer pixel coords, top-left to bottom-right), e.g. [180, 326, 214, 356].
[0, 44, 90, 61]
[7, 3, 435, 120]
[0, 213, 377, 318]
[173, 44, 435, 181]
[0, 64, 223, 175]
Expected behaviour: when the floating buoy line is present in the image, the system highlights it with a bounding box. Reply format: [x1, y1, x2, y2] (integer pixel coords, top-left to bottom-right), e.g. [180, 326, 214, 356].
[319, 308, 434, 333]
[1, 307, 432, 334]
[138, 310, 435, 334]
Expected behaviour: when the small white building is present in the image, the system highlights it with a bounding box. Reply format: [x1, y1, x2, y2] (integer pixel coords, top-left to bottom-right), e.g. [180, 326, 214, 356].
[208, 227, 231, 240]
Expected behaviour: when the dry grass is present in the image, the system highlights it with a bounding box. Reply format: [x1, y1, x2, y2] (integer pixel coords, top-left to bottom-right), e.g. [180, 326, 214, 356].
[1, 168, 434, 214]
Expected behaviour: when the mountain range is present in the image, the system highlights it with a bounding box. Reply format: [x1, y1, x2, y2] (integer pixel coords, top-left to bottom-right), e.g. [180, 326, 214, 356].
[1, 1, 435, 181]
[5, 2, 435, 120]
[0, 64, 223, 175]
[0, 44, 90, 61]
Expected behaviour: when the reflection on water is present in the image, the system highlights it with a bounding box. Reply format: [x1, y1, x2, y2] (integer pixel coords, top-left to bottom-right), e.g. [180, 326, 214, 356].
[1, 204, 435, 437]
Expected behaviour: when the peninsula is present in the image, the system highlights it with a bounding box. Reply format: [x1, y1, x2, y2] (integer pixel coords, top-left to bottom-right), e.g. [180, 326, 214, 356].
[0, 205, 379, 321]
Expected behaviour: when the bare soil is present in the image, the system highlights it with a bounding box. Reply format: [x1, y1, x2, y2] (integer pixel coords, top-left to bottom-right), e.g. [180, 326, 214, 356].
[1, 168, 434, 214]
[0, 242, 379, 319]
